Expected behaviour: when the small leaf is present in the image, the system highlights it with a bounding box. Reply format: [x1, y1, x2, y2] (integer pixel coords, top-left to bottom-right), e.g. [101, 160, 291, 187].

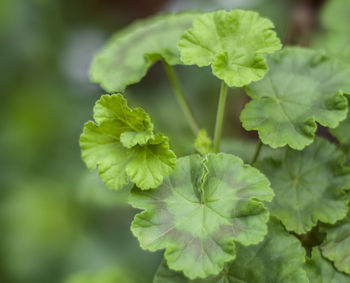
[305, 248, 350, 283]
[178, 9, 281, 87]
[241, 47, 350, 150]
[91, 13, 197, 92]
[256, 137, 350, 234]
[194, 129, 213, 155]
[321, 212, 350, 274]
[129, 153, 273, 279]
[80, 94, 176, 190]
[153, 218, 308, 283]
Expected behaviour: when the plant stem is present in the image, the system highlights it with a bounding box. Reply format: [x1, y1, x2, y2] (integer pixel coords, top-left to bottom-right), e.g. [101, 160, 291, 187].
[213, 81, 228, 153]
[163, 62, 199, 135]
[251, 140, 263, 164]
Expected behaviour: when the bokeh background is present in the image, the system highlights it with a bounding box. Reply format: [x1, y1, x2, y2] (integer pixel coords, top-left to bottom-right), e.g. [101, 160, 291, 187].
[1, 0, 348, 282]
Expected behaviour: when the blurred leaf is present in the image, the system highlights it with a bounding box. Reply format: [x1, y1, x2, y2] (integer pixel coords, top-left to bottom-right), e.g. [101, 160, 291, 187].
[91, 12, 197, 92]
[321, 0, 350, 33]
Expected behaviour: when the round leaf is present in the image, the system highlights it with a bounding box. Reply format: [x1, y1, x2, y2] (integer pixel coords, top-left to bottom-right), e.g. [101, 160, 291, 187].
[129, 153, 274, 279]
[241, 47, 350, 150]
[306, 248, 350, 283]
[153, 218, 308, 283]
[91, 13, 197, 92]
[80, 94, 176, 190]
[256, 137, 350, 234]
[321, 212, 350, 274]
[178, 9, 281, 87]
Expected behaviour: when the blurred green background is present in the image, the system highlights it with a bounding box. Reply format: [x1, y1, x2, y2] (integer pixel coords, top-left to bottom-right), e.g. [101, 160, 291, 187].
[1, 0, 347, 282]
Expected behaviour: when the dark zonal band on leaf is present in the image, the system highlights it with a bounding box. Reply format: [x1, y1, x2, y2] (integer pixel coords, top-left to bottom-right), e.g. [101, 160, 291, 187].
[129, 153, 274, 279]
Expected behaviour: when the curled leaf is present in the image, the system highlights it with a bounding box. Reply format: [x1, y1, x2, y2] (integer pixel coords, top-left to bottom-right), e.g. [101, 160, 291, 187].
[241, 47, 350, 150]
[80, 94, 176, 190]
[91, 13, 197, 92]
[178, 9, 281, 87]
[256, 137, 350, 234]
[130, 153, 273, 279]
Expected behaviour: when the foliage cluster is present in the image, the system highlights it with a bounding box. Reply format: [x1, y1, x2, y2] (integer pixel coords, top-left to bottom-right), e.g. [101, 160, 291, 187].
[80, 4, 350, 282]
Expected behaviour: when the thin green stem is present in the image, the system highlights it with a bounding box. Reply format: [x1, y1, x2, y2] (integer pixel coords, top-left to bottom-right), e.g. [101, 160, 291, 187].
[251, 140, 263, 164]
[162, 61, 199, 135]
[213, 81, 228, 153]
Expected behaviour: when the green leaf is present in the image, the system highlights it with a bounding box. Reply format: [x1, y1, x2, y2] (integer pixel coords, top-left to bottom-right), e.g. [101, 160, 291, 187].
[178, 9, 281, 87]
[129, 153, 273, 279]
[321, 212, 350, 274]
[194, 129, 213, 155]
[80, 94, 176, 190]
[256, 137, 350, 234]
[240, 47, 350, 150]
[330, 98, 350, 145]
[321, 0, 350, 33]
[91, 13, 197, 92]
[153, 218, 308, 283]
[305, 248, 350, 283]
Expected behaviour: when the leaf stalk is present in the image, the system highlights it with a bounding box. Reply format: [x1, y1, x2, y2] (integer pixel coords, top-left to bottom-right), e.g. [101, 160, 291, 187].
[213, 81, 228, 153]
[163, 61, 199, 135]
[251, 140, 263, 164]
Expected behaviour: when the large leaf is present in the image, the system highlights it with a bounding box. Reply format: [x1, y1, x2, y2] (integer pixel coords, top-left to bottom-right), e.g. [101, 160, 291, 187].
[129, 153, 274, 279]
[80, 94, 176, 190]
[241, 47, 350, 150]
[178, 9, 281, 87]
[256, 138, 350, 234]
[321, 212, 350, 274]
[153, 218, 308, 283]
[91, 13, 197, 92]
[305, 248, 350, 283]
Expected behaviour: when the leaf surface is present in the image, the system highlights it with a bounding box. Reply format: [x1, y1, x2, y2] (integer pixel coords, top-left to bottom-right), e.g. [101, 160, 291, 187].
[321, 212, 350, 274]
[153, 218, 308, 283]
[80, 94, 176, 190]
[256, 137, 350, 234]
[91, 13, 197, 92]
[241, 47, 350, 149]
[178, 9, 281, 87]
[130, 153, 273, 279]
[321, 0, 350, 33]
[305, 248, 350, 283]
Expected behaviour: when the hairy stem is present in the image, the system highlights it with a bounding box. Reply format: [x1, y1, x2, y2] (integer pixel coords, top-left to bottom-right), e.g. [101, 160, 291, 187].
[163, 62, 199, 135]
[251, 140, 263, 164]
[213, 81, 228, 153]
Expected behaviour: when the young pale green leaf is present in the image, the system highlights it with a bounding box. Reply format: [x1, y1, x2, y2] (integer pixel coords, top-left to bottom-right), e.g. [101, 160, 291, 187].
[194, 129, 213, 155]
[91, 13, 197, 92]
[321, 212, 350, 274]
[153, 218, 308, 283]
[241, 47, 350, 150]
[178, 9, 281, 87]
[129, 153, 274, 279]
[256, 137, 350, 234]
[80, 94, 176, 190]
[305, 248, 350, 283]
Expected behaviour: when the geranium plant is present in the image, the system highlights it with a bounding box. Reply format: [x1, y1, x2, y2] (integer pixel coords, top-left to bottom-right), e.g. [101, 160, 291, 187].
[80, 7, 350, 282]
